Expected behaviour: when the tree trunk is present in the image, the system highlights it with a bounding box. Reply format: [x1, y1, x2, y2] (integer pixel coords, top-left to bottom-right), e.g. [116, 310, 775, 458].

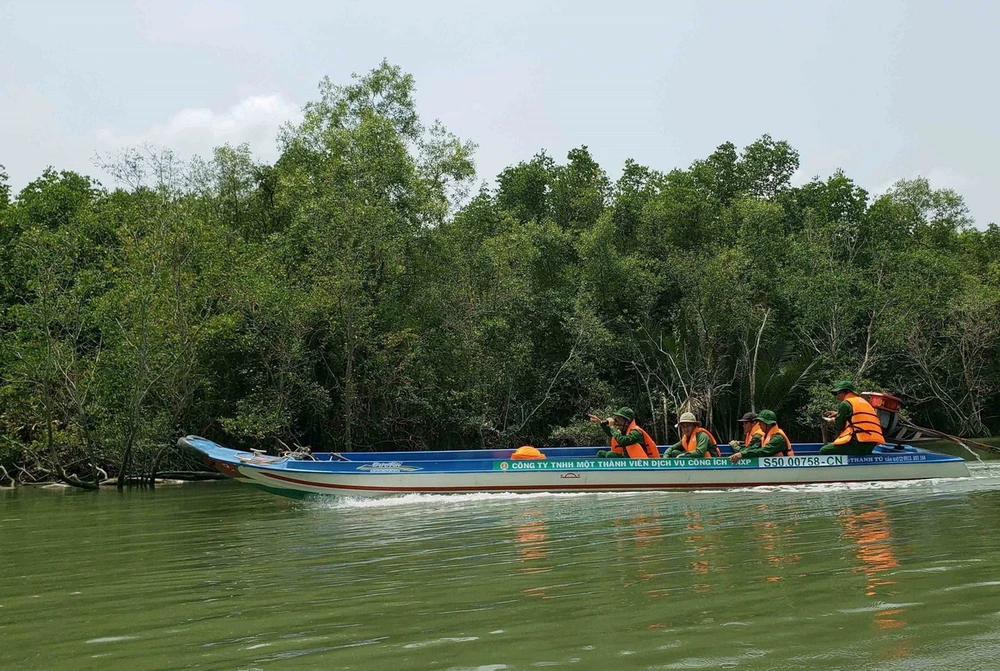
[43, 390, 98, 491]
[661, 393, 671, 445]
[147, 443, 174, 488]
[343, 315, 356, 452]
[118, 427, 136, 491]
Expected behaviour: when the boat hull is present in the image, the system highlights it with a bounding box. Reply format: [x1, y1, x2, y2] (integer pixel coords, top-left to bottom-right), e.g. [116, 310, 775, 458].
[179, 437, 971, 498]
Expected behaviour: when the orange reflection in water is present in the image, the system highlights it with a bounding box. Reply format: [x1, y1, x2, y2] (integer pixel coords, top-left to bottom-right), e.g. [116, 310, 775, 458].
[514, 510, 554, 599]
[644, 588, 671, 598]
[751, 509, 802, 577]
[611, 513, 666, 588]
[681, 511, 727, 589]
[685, 511, 709, 579]
[629, 514, 664, 584]
[629, 514, 663, 549]
[684, 511, 705, 541]
[838, 504, 908, 632]
[838, 505, 899, 596]
[513, 510, 549, 576]
[874, 608, 907, 630]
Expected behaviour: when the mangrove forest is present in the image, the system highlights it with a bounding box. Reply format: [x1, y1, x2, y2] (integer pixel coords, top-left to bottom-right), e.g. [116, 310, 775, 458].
[1, 61, 998, 489]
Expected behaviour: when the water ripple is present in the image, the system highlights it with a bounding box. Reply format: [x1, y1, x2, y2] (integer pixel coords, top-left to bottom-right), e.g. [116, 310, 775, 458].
[3, 468, 1000, 669]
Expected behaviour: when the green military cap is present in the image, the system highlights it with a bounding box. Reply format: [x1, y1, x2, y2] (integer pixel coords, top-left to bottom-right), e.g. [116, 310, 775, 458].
[756, 409, 777, 425]
[830, 380, 855, 394]
[613, 407, 635, 421]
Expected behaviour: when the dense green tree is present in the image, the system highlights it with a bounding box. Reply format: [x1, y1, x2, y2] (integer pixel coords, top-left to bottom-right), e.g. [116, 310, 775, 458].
[1, 63, 998, 489]
[0, 164, 10, 209]
[496, 152, 555, 224]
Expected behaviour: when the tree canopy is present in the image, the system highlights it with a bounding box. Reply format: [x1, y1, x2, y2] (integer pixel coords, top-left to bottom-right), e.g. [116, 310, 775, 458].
[2, 62, 998, 488]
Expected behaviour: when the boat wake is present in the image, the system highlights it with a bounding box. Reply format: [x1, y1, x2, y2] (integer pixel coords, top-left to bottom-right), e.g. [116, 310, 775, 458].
[305, 460, 1000, 510]
[692, 478, 964, 495]
[681, 462, 1000, 496]
[967, 461, 1000, 476]
[316, 490, 596, 510]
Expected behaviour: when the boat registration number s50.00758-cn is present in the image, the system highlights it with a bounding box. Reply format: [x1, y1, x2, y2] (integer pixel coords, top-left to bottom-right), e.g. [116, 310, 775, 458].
[759, 455, 847, 468]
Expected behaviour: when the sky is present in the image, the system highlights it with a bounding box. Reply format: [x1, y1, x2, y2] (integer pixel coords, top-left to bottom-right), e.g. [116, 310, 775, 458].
[1, 0, 997, 226]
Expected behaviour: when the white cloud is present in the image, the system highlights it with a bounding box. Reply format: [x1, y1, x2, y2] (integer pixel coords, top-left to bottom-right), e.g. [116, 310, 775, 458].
[95, 94, 302, 163]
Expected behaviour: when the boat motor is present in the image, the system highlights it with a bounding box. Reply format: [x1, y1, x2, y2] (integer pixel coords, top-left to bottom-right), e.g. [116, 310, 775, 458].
[861, 391, 902, 438]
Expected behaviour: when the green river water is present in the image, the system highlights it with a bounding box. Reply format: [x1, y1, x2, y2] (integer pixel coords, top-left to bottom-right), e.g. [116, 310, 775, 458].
[4, 451, 1000, 670]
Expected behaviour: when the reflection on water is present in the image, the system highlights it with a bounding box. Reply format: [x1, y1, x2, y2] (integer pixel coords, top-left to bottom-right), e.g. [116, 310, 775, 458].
[4, 470, 1000, 670]
[838, 503, 910, 639]
[513, 509, 549, 576]
[752, 509, 803, 583]
[839, 503, 899, 597]
[627, 514, 662, 549]
[683, 511, 712, 586]
[514, 509, 557, 603]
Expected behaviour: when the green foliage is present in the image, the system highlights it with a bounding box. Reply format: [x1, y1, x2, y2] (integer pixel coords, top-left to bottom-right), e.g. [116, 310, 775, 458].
[0, 164, 10, 209]
[15, 168, 101, 229]
[497, 152, 555, 223]
[1, 62, 998, 489]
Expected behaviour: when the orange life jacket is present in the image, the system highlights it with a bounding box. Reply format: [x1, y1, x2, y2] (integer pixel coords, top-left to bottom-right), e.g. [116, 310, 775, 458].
[834, 393, 885, 445]
[611, 421, 661, 459]
[761, 425, 794, 456]
[682, 427, 720, 458]
[511, 446, 546, 460]
[744, 421, 766, 448]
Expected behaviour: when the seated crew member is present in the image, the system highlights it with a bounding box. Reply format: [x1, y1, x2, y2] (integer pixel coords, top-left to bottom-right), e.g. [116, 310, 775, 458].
[729, 409, 794, 462]
[819, 380, 885, 455]
[588, 407, 660, 459]
[664, 412, 720, 458]
[729, 411, 764, 451]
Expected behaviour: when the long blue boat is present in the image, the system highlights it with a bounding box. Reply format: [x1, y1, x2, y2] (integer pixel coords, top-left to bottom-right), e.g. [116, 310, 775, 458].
[178, 436, 970, 498]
